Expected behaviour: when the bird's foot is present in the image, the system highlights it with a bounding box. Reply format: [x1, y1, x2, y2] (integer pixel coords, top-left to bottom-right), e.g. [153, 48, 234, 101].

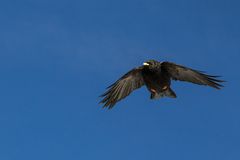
[150, 88, 157, 94]
[162, 85, 168, 91]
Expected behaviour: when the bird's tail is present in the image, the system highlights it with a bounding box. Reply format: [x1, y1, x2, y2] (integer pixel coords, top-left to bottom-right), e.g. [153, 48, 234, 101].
[150, 88, 177, 99]
[150, 92, 163, 99]
[164, 88, 177, 98]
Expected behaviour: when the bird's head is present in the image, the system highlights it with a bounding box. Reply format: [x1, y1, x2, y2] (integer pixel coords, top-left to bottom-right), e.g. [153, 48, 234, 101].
[143, 60, 159, 69]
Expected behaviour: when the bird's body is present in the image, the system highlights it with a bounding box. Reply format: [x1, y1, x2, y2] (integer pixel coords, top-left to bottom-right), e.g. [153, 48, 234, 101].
[141, 63, 174, 99]
[100, 59, 224, 109]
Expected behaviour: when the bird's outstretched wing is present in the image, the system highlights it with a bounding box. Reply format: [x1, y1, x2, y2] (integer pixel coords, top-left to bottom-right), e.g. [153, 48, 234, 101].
[161, 62, 224, 89]
[100, 67, 144, 109]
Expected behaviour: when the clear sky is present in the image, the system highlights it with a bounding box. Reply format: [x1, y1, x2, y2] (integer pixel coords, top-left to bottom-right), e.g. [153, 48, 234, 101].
[0, 0, 240, 159]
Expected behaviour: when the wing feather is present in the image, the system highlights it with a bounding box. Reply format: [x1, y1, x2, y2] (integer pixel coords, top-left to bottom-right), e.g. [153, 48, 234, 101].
[161, 62, 224, 89]
[100, 67, 145, 109]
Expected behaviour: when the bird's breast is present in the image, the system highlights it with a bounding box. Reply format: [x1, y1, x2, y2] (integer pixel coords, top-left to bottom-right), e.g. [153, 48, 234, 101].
[142, 69, 170, 92]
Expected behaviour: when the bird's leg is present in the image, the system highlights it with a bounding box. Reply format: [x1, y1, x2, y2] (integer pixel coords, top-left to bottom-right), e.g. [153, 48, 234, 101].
[150, 88, 157, 99]
[150, 88, 157, 94]
[162, 85, 168, 90]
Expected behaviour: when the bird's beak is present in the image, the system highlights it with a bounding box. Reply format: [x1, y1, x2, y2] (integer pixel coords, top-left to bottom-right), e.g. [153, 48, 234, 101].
[143, 62, 150, 66]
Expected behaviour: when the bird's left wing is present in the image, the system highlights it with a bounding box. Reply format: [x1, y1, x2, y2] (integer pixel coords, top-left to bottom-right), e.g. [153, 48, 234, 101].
[100, 67, 144, 109]
[161, 62, 224, 89]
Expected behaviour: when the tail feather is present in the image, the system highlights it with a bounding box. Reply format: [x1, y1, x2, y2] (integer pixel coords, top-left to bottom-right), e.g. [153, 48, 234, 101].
[164, 88, 177, 98]
[150, 88, 177, 99]
[150, 92, 163, 99]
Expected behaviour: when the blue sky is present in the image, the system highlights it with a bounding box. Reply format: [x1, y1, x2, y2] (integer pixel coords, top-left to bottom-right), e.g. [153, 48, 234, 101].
[0, 0, 240, 159]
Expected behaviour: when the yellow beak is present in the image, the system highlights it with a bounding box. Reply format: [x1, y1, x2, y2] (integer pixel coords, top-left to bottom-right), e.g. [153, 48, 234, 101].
[143, 62, 150, 66]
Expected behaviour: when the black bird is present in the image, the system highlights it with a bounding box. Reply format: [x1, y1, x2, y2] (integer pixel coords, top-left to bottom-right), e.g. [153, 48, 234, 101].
[100, 60, 224, 109]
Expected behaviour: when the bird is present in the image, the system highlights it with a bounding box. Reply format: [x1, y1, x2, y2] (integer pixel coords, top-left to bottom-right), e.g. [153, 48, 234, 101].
[99, 59, 224, 109]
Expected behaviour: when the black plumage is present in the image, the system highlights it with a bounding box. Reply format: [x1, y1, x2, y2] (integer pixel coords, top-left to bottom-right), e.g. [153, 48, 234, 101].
[100, 60, 224, 109]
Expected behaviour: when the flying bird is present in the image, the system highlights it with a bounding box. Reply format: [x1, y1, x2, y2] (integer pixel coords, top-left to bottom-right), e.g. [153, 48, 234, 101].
[100, 60, 224, 109]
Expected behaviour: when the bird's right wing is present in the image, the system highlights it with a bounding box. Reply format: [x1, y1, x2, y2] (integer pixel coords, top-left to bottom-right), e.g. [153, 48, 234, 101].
[100, 67, 145, 109]
[161, 62, 224, 89]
